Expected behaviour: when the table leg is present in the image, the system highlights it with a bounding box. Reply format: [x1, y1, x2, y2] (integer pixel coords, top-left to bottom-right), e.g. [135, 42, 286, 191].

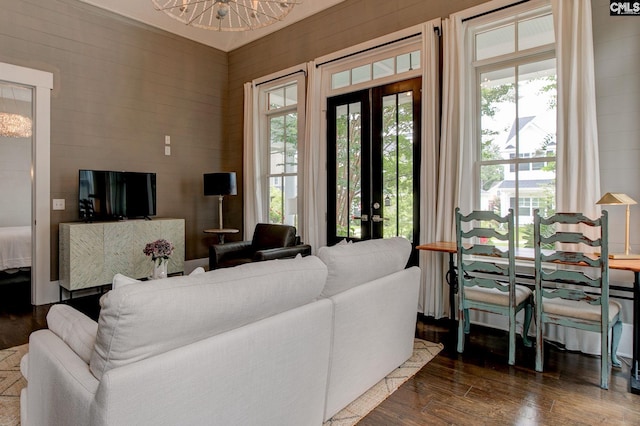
[631, 271, 640, 394]
[444, 252, 457, 320]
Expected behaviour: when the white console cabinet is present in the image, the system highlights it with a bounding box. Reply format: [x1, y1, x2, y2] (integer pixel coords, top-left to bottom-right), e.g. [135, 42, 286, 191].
[59, 218, 185, 293]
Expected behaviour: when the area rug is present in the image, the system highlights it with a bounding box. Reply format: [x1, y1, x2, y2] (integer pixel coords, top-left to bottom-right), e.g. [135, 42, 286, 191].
[323, 339, 443, 426]
[0, 339, 442, 426]
[0, 343, 27, 426]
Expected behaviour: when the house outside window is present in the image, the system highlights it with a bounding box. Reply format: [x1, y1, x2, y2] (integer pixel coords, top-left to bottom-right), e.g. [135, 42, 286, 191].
[473, 8, 556, 246]
[260, 78, 305, 226]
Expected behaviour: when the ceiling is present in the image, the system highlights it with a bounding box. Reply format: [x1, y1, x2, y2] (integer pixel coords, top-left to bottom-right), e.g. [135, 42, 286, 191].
[78, 0, 346, 52]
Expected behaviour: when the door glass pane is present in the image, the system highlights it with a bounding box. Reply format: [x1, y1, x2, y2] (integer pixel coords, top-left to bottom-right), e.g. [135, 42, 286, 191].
[373, 58, 394, 79]
[335, 102, 362, 239]
[0, 83, 32, 229]
[382, 91, 414, 242]
[351, 64, 371, 85]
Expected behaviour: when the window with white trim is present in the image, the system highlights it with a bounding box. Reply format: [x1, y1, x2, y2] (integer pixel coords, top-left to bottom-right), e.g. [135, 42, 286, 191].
[259, 76, 305, 226]
[472, 6, 556, 244]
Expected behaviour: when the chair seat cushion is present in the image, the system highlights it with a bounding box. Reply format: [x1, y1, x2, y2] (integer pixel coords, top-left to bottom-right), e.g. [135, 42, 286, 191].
[541, 296, 621, 322]
[465, 284, 532, 306]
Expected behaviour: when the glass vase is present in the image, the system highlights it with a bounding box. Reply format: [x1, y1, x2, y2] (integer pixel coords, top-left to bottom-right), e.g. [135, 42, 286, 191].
[152, 258, 168, 279]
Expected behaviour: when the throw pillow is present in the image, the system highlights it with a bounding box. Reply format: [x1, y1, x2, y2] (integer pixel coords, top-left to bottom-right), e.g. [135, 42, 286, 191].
[317, 236, 411, 297]
[46, 304, 98, 364]
[112, 273, 141, 289]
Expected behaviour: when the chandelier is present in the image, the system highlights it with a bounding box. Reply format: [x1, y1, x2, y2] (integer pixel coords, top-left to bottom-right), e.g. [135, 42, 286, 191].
[151, 0, 301, 32]
[0, 112, 32, 138]
[0, 86, 32, 139]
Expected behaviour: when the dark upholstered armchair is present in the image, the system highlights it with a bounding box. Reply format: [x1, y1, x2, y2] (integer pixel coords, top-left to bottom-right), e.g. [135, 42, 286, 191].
[209, 223, 311, 270]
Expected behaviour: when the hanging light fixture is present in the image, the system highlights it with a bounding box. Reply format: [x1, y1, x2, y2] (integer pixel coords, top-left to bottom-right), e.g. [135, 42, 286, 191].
[0, 86, 32, 138]
[151, 0, 301, 32]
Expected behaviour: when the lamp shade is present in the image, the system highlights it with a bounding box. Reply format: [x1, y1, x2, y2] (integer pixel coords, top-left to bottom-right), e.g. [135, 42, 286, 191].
[204, 172, 237, 196]
[596, 192, 637, 205]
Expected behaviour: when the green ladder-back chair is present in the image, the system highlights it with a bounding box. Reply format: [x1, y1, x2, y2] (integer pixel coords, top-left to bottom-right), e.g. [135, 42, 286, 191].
[533, 209, 622, 389]
[455, 208, 533, 366]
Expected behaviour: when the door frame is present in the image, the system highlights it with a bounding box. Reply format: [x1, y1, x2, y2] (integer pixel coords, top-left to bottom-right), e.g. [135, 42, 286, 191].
[326, 77, 421, 248]
[0, 62, 53, 305]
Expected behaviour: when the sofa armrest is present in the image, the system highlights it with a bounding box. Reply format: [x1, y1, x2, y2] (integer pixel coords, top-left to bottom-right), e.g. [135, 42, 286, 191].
[254, 245, 312, 261]
[209, 241, 253, 269]
[24, 329, 98, 426]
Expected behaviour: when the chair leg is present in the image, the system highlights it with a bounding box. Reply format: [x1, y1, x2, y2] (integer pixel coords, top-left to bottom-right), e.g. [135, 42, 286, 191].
[508, 311, 516, 366]
[463, 308, 471, 334]
[611, 319, 622, 368]
[535, 313, 544, 373]
[601, 324, 610, 390]
[457, 308, 466, 354]
[522, 302, 533, 348]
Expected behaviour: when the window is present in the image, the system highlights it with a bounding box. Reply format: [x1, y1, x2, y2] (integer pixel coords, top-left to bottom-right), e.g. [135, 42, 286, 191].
[259, 77, 305, 226]
[330, 49, 421, 90]
[474, 7, 556, 246]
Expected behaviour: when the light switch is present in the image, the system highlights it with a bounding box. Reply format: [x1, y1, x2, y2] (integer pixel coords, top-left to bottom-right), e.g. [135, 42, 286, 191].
[165, 135, 170, 145]
[165, 146, 171, 156]
[53, 199, 65, 210]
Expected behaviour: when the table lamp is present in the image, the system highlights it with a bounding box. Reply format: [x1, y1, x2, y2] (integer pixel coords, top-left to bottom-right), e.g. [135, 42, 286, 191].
[596, 192, 640, 259]
[204, 172, 237, 229]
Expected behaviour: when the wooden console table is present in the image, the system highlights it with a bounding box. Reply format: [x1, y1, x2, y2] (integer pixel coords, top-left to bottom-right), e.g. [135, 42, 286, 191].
[417, 241, 640, 394]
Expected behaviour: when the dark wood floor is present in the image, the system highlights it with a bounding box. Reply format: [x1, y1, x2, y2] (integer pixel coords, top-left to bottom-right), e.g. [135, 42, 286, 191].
[2, 291, 639, 425]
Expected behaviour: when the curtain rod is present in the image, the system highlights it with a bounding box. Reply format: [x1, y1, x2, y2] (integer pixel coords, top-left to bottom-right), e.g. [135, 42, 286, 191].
[316, 32, 421, 68]
[461, 0, 530, 22]
[256, 69, 306, 87]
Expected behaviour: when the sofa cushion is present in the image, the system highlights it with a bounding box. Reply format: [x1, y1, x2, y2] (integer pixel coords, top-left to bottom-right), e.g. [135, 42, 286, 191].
[317, 237, 412, 297]
[90, 255, 328, 380]
[46, 304, 98, 364]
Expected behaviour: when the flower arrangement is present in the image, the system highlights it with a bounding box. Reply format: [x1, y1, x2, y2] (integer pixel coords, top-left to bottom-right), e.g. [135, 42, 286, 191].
[143, 239, 175, 262]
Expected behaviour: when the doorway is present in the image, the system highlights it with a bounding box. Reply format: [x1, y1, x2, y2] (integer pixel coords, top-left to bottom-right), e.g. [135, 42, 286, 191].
[327, 77, 421, 257]
[0, 82, 33, 306]
[0, 62, 53, 305]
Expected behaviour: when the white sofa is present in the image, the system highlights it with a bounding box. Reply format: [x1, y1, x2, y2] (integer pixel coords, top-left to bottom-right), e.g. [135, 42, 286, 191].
[21, 237, 420, 426]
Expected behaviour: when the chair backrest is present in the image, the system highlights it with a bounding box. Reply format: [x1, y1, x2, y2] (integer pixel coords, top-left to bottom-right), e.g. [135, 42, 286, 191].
[533, 210, 609, 313]
[455, 208, 516, 303]
[252, 223, 297, 250]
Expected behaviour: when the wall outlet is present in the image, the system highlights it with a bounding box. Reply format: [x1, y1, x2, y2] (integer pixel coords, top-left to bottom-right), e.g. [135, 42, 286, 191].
[52, 199, 65, 210]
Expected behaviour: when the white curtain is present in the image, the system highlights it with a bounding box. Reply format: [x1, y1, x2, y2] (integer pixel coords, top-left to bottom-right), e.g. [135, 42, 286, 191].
[243, 82, 264, 239]
[425, 15, 471, 318]
[301, 61, 327, 252]
[544, 0, 603, 355]
[418, 19, 446, 317]
[553, 0, 601, 218]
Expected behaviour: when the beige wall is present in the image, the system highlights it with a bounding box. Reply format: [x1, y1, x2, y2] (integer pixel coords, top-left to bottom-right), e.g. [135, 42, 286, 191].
[0, 0, 229, 279]
[2, 0, 636, 284]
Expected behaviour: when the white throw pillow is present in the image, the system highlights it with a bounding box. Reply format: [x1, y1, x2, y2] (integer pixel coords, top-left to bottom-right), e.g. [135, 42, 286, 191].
[46, 304, 98, 364]
[317, 237, 412, 297]
[112, 273, 141, 289]
[189, 266, 205, 275]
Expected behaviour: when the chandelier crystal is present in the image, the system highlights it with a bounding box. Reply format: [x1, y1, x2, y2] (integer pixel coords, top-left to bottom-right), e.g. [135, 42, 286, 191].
[151, 0, 301, 32]
[0, 112, 32, 138]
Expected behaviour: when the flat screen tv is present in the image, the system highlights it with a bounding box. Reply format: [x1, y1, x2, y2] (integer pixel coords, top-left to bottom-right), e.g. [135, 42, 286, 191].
[79, 169, 156, 221]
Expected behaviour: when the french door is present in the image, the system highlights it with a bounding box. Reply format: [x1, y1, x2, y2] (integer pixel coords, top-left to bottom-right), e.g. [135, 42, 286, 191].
[327, 77, 421, 252]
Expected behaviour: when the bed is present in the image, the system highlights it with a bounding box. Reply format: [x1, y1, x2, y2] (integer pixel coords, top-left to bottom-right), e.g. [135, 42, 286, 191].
[0, 226, 32, 272]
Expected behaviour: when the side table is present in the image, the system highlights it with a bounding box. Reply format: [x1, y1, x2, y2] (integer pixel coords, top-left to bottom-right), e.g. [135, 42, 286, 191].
[204, 228, 239, 244]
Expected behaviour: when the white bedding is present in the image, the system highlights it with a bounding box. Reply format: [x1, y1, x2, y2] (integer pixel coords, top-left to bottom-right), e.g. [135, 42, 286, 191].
[0, 226, 31, 271]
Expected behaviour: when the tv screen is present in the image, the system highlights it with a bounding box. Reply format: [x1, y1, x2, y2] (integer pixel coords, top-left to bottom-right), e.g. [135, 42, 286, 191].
[125, 171, 156, 219]
[79, 170, 156, 221]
